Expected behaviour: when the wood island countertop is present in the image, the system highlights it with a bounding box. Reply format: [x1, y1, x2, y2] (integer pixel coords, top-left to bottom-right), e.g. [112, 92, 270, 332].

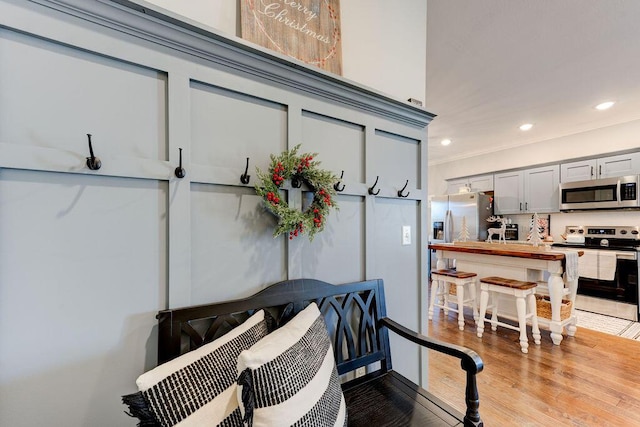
[428, 242, 583, 260]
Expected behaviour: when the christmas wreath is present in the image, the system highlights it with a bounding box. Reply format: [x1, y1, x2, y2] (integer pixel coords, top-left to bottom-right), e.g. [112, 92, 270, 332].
[255, 145, 338, 241]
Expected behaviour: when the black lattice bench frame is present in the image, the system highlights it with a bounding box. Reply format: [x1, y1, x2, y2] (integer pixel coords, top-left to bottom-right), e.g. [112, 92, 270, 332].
[156, 278, 484, 426]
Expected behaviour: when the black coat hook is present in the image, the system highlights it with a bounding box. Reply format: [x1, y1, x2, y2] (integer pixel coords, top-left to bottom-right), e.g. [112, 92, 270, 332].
[397, 179, 410, 198]
[333, 170, 345, 192]
[368, 176, 381, 195]
[175, 147, 186, 178]
[85, 134, 101, 170]
[240, 157, 251, 184]
[291, 176, 302, 188]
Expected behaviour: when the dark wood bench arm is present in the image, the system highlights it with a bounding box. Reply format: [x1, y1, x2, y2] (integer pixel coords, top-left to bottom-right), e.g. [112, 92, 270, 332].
[380, 317, 484, 427]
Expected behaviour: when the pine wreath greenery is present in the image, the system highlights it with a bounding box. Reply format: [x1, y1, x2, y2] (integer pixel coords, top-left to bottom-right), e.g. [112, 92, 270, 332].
[255, 144, 338, 241]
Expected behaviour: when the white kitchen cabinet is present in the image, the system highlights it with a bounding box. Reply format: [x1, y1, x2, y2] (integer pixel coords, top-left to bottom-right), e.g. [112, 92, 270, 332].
[561, 152, 640, 182]
[446, 174, 493, 194]
[493, 171, 523, 214]
[494, 165, 559, 214]
[599, 152, 640, 178]
[469, 174, 494, 192]
[524, 165, 560, 213]
[446, 178, 470, 194]
[560, 159, 596, 182]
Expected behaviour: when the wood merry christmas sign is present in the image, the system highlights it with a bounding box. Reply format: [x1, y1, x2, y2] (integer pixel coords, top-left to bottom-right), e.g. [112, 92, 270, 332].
[241, 0, 342, 75]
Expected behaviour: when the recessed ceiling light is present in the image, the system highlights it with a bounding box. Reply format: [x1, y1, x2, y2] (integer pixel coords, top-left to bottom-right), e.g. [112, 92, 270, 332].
[595, 101, 615, 110]
[519, 123, 533, 131]
[441, 139, 451, 146]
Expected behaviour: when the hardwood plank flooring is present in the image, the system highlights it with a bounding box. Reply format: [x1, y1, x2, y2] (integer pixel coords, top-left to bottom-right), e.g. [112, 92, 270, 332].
[426, 306, 640, 426]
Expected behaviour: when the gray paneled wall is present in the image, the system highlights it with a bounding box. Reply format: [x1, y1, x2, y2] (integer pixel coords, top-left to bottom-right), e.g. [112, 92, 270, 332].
[372, 129, 421, 191]
[0, 1, 432, 425]
[190, 81, 288, 171]
[301, 194, 366, 283]
[190, 184, 287, 302]
[301, 111, 366, 183]
[373, 198, 422, 382]
[0, 169, 167, 426]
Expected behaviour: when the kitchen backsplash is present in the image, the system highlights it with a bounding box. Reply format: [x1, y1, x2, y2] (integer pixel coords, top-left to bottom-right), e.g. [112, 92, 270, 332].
[506, 210, 640, 242]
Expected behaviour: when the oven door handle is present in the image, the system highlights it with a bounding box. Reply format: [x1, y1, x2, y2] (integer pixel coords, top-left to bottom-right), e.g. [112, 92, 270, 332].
[615, 251, 637, 260]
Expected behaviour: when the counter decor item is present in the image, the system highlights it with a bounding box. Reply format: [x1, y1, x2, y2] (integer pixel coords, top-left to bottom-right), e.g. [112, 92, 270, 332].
[486, 215, 507, 243]
[255, 144, 338, 241]
[527, 212, 543, 246]
[457, 216, 470, 241]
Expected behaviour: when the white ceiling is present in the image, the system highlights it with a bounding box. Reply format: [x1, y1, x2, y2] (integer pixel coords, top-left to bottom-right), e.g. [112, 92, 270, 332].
[425, 1, 640, 165]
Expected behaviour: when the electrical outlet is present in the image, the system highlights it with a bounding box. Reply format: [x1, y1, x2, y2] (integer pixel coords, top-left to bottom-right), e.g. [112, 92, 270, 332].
[355, 367, 366, 377]
[402, 225, 411, 245]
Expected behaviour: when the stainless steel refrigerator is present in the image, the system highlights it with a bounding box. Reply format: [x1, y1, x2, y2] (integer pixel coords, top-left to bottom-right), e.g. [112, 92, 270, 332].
[429, 192, 493, 271]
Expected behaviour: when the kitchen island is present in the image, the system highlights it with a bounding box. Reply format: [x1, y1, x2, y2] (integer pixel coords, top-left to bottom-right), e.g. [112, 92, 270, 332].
[429, 242, 583, 345]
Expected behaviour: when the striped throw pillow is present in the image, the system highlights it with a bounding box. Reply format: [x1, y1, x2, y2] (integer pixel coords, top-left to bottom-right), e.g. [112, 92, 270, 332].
[134, 310, 269, 427]
[237, 303, 347, 427]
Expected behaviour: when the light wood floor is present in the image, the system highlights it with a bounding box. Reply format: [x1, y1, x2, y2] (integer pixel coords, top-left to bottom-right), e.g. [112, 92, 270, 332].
[426, 306, 640, 426]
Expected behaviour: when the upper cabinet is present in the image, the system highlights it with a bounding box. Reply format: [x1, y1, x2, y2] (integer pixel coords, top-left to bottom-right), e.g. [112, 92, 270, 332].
[446, 174, 493, 194]
[561, 152, 640, 182]
[493, 171, 523, 214]
[525, 165, 560, 213]
[469, 174, 494, 192]
[494, 165, 559, 214]
[446, 178, 468, 194]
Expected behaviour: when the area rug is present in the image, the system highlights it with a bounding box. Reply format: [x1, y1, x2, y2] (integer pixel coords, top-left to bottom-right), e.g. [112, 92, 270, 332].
[576, 309, 640, 340]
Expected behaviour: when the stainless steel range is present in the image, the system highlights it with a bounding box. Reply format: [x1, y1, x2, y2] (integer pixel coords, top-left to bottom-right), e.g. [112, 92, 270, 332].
[553, 226, 640, 321]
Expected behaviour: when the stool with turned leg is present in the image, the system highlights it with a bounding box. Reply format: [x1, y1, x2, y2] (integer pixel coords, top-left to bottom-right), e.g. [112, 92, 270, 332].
[476, 276, 541, 354]
[429, 269, 478, 331]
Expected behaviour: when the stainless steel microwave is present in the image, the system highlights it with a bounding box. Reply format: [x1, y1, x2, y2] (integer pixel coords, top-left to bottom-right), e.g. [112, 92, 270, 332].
[560, 175, 640, 210]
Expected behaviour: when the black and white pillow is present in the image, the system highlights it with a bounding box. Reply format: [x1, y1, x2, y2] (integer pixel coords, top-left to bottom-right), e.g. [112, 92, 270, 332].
[125, 310, 269, 427]
[236, 303, 347, 427]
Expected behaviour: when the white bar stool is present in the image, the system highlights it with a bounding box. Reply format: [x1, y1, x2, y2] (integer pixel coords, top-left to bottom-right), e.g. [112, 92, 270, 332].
[476, 276, 541, 353]
[429, 269, 478, 331]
